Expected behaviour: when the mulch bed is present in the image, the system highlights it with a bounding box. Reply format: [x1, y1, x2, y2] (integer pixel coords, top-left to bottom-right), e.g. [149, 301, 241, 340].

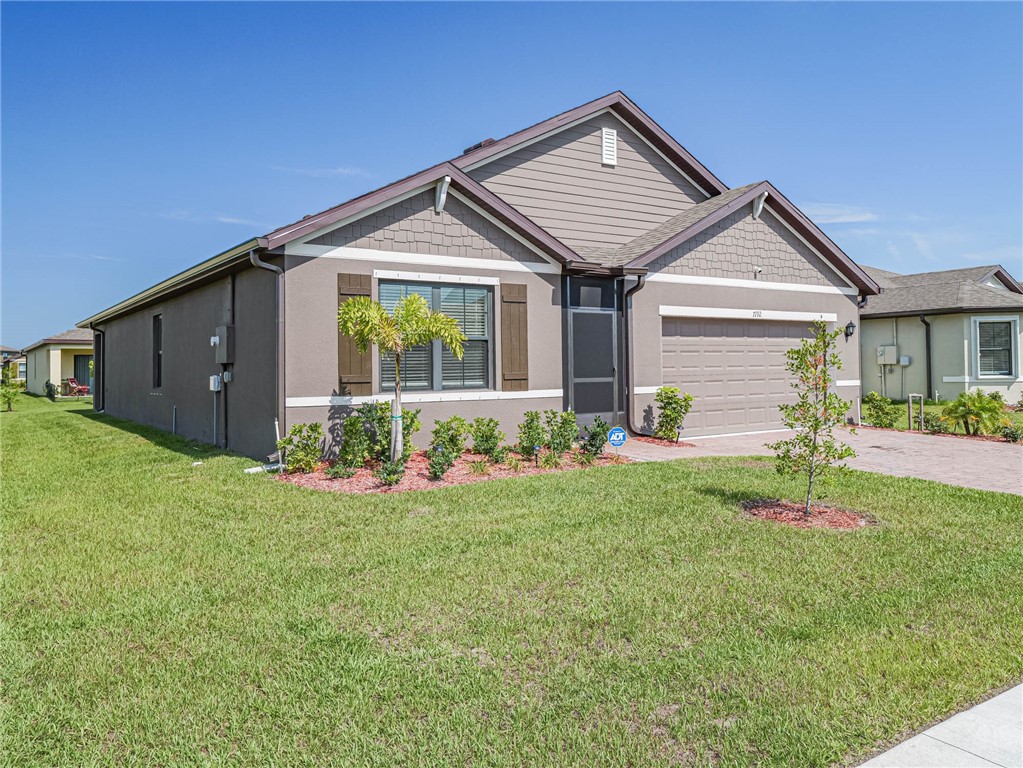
[277, 450, 631, 494]
[633, 435, 696, 448]
[857, 425, 1010, 444]
[741, 499, 870, 530]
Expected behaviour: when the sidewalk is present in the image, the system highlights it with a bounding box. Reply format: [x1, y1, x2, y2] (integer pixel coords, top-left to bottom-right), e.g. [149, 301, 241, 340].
[861, 685, 1022, 767]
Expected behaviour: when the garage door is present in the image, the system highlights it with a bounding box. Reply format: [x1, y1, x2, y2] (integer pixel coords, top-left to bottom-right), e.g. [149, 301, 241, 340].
[661, 317, 813, 434]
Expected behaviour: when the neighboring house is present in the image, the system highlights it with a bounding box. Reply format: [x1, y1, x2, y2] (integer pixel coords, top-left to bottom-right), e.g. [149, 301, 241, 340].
[22, 329, 95, 396]
[1, 346, 26, 384]
[79, 91, 879, 460]
[859, 264, 1023, 402]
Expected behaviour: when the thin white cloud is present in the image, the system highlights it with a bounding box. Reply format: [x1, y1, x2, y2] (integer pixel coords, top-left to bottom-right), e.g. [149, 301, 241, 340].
[30, 252, 121, 263]
[271, 165, 369, 179]
[885, 241, 901, 259]
[801, 204, 878, 224]
[160, 210, 262, 227]
[961, 245, 1022, 265]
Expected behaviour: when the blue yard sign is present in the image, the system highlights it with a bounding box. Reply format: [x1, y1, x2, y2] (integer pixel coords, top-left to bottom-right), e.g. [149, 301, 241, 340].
[607, 426, 627, 448]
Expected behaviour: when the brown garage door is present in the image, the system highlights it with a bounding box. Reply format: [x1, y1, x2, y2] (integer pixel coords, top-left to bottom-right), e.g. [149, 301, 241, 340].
[661, 317, 813, 435]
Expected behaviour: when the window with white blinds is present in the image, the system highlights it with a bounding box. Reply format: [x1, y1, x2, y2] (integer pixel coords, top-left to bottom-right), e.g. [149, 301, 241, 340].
[379, 281, 492, 391]
[977, 320, 1014, 376]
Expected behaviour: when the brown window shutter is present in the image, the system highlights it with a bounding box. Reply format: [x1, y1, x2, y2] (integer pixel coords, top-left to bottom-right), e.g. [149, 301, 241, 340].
[338, 273, 373, 396]
[500, 283, 528, 392]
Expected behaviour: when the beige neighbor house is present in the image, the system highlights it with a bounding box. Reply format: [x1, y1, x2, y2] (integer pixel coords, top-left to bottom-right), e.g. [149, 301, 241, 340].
[23, 329, 94, 396]
[1, 346, 26, 384]
[79, 91, 880, 460]
[859, 264, 1023, 403]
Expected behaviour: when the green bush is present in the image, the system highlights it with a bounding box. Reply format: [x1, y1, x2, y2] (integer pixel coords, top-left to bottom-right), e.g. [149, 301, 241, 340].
[517, 411, 545, 456]
[538, 450, 562, 469]
[373, 459, 406, 486]
[1001, 425, 1023, 443]
[466, 459, 490, 476]
[941, 391, 1007, 435]
[277, 422, 324, 474]
[504, 454, 524, 473]
[544, 409, 578, 455]
[653, 386, 694, 441]
[427, 445, 456, 480]
[337, 415, 371, 469]
[922, 412, 951, 434]
[324, 462, 356, 480]
[469, 417, 506, 460]
[575, 451, 596, 467]
[356, 402, 420, 461]
[431, 415, 470, 456]
[863, 391, 901, 429]
[580, 416, 610, 456]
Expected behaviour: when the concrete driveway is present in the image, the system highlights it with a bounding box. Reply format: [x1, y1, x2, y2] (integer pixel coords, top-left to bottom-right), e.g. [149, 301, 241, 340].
[620, 428, 1023, 495]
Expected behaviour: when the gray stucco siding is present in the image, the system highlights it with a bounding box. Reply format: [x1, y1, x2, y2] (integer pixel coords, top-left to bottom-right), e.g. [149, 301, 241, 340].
[647, 206, 849, 290]
[469, 112, 706, 255]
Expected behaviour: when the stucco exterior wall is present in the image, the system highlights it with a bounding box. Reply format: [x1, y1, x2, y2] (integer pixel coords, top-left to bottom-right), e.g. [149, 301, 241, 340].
[96, 266, 277, 459]
[23, 344, 92, 395]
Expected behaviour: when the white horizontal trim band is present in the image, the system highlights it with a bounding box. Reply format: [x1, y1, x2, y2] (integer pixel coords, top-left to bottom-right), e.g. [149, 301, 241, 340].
[687, 427, 794, 440]
[288, 244, 562, 275]
[942, 375, 1022, 383]
[633, 386, 660, 395]
[659, 305, 838, 322]
[834, 379, 860, 387]
[287, 389, 563, 408]
[646, 272, 858, 296]
[373, 269, 499, 286]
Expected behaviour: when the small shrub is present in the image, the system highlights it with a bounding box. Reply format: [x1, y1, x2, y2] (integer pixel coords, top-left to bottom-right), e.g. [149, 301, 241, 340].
[431, 415, 470, 456]
[538, 450, 562, 469]
[338, 415, 371, 468]
[581, 416, 610, 456]
[921, 412, 951, 434]
[654, 387, 694, 441]
[575, 451, 596, 467]
[325, 462, 356, 480]
[863, 391, 901, 429]
[1002, 425, 1023, 443]
[277, 422, 324, 474]
[988, 390, 1005, 404]
[544, 409, 578, 455]
[0, 380, 23, 412]
[469, 417, 506, 460]
[357, 402, 420, 461]
[373, 459, 406, 486]
[504, 454, 524, 473]
[466, 459, 490, 476]
[427, 446, 456, 480]
[517, 411, 545, 456]
[941, 391, 1007, 435]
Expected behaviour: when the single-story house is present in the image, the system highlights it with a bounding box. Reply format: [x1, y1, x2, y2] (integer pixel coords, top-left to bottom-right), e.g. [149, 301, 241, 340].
[79, 91, 879, 460]
[859, 264, 1023, 402]
[22, 329, 95, 396]
[2, 351, 27, 385]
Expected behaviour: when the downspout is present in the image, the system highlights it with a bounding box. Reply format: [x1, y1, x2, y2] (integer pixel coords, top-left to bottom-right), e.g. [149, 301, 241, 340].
[248, 250, 285, 460]
[622, 273, 650, 436]
[919, 314, 933, 400]
[88, 323, 104, 412]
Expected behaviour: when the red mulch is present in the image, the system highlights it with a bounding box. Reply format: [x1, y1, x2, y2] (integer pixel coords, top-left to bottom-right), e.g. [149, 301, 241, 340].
[741, 499, 870, 530]
[277, 450, 631, 494]
[633, 435, 696, 448]
[857, 425, 1008, 443]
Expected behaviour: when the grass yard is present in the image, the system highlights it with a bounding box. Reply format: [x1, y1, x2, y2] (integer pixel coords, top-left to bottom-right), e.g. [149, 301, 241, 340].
[2, 397, 1022, 767]
[887, 400, 1023, 434]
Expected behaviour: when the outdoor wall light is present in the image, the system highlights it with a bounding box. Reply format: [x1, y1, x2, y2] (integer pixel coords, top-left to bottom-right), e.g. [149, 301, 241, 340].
[844, 321, 857, 339]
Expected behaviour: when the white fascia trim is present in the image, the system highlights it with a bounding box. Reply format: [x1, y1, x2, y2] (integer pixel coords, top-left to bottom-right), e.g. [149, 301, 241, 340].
[287, 183, 434, 248]
[287, 244, 562, 275]
[462, 107, 712, 199]
[646, 272, 858, 296]
[445, 188, 560, 266]
[287, 389, 563, 408]
[373, 269, 500, 286]
[834, 379, 860, 387]
[762, 204, 859, 291]
[659, 305, 838, 323]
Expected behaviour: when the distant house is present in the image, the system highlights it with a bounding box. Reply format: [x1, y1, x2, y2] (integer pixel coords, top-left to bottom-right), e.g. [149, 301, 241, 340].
[1, 346, 26, 384]
[859, 264, 1023, 402]
[22, 329, 95, 396]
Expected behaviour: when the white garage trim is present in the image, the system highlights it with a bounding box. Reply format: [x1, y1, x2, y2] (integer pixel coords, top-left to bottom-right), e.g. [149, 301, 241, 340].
[287, 389, 563, 408]
[658, 305, 838, 322]
[633, 385, 660, 395]
[834, 379, 861, 387]
[687, 427, 793, 440]
[646, 273, 858, 296]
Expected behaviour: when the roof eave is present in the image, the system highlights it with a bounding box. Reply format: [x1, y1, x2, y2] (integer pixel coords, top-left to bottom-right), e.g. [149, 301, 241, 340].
[862, 305, 1023, 319]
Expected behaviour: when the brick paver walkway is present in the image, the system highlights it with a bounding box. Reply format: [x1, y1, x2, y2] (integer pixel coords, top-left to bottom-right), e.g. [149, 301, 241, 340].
[620, 428, 1023, 495]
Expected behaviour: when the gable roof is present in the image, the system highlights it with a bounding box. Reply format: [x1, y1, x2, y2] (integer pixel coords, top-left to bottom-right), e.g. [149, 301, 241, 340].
[0, 345, 20, 354]
[23, 328, 94, 353]
[860, 263, 1023, 317]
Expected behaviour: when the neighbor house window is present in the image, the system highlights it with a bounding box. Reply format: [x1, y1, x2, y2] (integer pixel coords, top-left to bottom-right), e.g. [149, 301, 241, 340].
[977, 320, 1014, 377]
[18, 362, 26, 379]
[378, 281, 491, 392]
[152, 314, 163, 388]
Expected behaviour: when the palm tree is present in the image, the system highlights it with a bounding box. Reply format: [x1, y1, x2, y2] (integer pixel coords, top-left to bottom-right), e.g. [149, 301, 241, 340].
[338, 293, 465, 462]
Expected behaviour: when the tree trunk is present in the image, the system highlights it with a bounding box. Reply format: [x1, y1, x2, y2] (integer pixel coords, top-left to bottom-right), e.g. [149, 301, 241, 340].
[391, 351, 403, 463]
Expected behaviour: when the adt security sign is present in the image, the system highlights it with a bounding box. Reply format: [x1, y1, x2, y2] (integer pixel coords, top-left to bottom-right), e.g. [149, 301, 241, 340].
[607, 427, 627, 448]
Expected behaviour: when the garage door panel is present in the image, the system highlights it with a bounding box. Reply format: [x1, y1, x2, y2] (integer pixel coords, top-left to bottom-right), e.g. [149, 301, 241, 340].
[661, 317, 812, 435]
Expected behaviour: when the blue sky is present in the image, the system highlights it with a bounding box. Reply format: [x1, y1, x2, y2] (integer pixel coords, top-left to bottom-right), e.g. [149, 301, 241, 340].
[2, 1, 1021, 348]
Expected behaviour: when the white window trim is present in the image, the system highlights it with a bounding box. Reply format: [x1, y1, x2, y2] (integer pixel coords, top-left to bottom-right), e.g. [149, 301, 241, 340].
[971, 315, 1020, 380]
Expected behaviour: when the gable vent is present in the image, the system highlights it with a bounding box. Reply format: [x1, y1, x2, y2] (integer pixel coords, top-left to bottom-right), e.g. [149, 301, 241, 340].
[601, 127, 617, 166]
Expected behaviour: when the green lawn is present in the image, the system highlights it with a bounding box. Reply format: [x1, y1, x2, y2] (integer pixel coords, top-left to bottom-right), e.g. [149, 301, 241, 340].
[2, 397, 1022, 767]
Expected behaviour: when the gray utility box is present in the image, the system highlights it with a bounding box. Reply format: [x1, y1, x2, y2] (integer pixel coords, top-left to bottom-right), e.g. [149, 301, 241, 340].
[215, 325, 235, 365]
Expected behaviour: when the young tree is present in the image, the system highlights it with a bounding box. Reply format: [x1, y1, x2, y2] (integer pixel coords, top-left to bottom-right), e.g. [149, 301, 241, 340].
[338, 293, 465, 462]
[767, 320, 855, 515]
[1, 367, 22, 412]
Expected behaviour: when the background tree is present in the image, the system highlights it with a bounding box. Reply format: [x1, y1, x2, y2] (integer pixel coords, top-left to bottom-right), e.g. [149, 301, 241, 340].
[767, 320, 855, 515]
[1, 367, 23, 412]
[338, 293, 465, 462]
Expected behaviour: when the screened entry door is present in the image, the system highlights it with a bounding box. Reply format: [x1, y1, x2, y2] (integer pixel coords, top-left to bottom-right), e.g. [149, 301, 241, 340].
[567, 277, 621, 427]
